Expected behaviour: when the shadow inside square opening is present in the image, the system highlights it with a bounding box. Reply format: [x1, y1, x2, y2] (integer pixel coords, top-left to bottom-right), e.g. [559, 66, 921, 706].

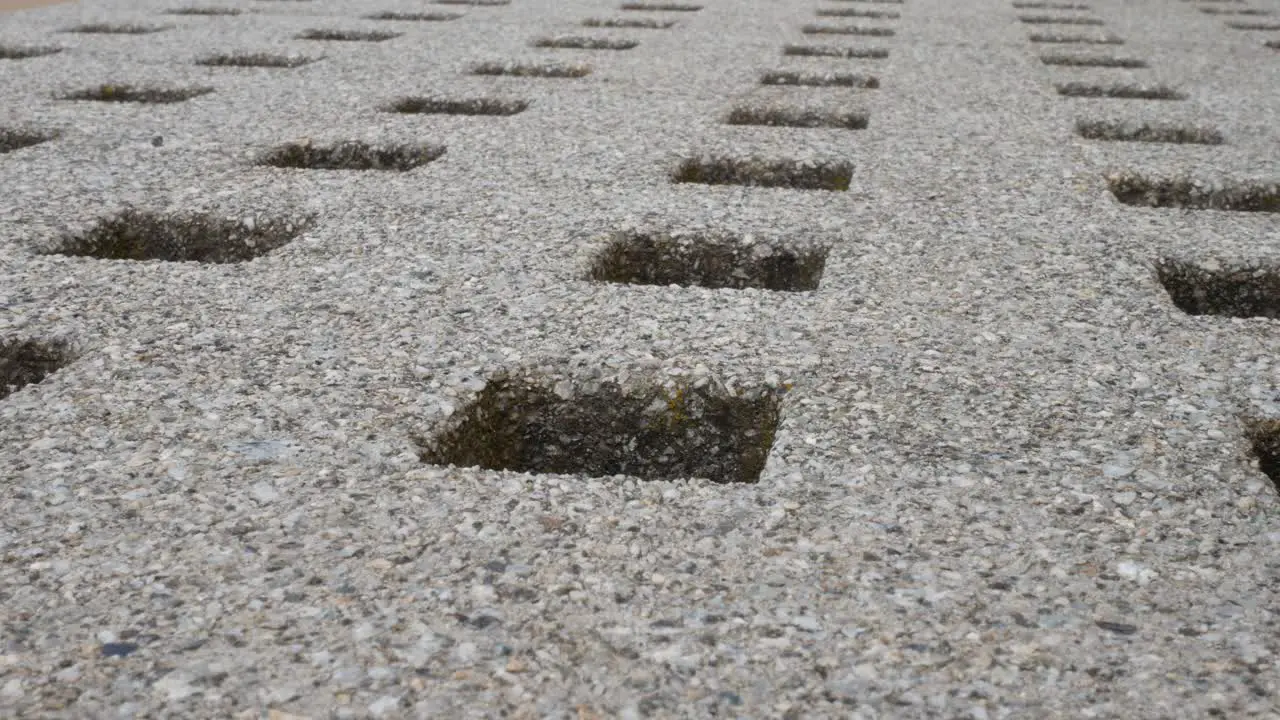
[418, 375, 785, 484]
[589, 231, 828, 291]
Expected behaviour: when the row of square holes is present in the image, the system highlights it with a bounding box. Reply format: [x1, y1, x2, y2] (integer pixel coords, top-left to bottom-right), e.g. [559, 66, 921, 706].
[1017, 1, 1278, 210]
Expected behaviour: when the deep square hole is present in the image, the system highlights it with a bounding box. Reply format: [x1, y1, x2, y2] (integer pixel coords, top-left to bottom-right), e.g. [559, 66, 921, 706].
[1076, 119, 1223, 144]
[582, 17, 676, 28]
[257, 140, 445, 171]
[589, 231, 828, 292]
[470, 61, 591, 78]
[1107, 172, 1279, 212]
[1039, 53, 1146, 67]
[620, 2, 702, 10]
[417, 373, 784, 484]
[1155, 258, 1280, 319]
[1199, 6, 1272, 13]
[1, 338, 72, 401]
[815, 8, 899, 18]
[296, 29, 401, 41]
[434, 0, 510, 5]
[385, 95, 528, 116]
[760, 69, 879, 88]
[1055, 82, 1185, 100]
[365, 11, 462, 21]
[0, 128, 56, 154]
[48, 209, 308, 263]
[801, 24, 895, 36]
[1226, 20, 1280, 29]
[196, 52, 318, 68]
[165, 7, 243, 15]
[1018, 14, 1104, 24]
[1244, 420, 1280, 492]
[673, 156, 852, 191]
[0, 45, 62, 60]
[61, 84, 214, 103]
[1268, 40, 1280, 50]
[64, 23, 169, 34]
[725, 105, 869, 130]
[1013, 2, 1091, 7]
[533, 36, 639, 50]
[1029, 32, 1123, 43]
[782, 44, 889, 59]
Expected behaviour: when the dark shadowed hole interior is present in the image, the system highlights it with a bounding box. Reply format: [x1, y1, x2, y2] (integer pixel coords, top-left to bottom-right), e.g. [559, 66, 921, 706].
[296, 29, 401, 41]
[257, 141, 445, 171]
[581, 17, 675, 28]
[386, 96, 528, 115]
[533, 36, 638, 50]
[61, 84, 214, 103]
[1108, 173, 1279, 212]
[1, 339, 72, 401]
[1156, 259, 1280, 319]
[197, 53, 318, 68]
[470, 61, 591, 77]
[1245, 419, 1280, 492]
[1029, 32, 1123, 43]
[760, 70, 879, 87]
[165, 7, 243, 15]
[0, 129, 56, 154]
[620, 2, 703, 10]
[365, 11, 461, 20]
[49, 209, 307, 263]
[802, 24, 895, 36]
[725, 106, 869, 130]
[589, 232, 828, 292]
[65, 23, 169, 34]
[782, 44, 889, 58]
[1039, 53, 1146, 67]
[418, 375, 783, 483]
[0, 45, 62, 59]
[673, 157, 853, 191]
[1056, 82, 1184, 99]
[1076, 120, 1223, 144]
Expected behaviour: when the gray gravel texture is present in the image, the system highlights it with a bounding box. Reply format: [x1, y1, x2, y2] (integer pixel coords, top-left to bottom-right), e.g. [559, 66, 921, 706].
[1, 0, 1279, 717]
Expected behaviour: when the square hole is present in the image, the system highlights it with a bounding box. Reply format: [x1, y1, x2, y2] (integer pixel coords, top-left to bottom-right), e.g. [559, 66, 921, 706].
[435, 0, 510, 4]
[0, 45, 62, 59]
[1226, 21, 1280, 29]
[1018, 14, 1104, 24]
[48, 209, 308, 263]
[582, 17, 675, 28]
[196, 53, 319, 68]
[782, 44, 889, 59]
[802, 24, 895, 36]
[0, 128, 56, 154]
[257, 140, 445, 171]
[1039, 53, 1145, 67]
[1076, 120, 1223, 144]
[760, 69, 879, 87]
[620, 2, 703, 10]
[296, 29, 401, 41]
[417, 373, 784, 484]
[725, 105, 869, 130]
[61, 84, 214, 103]
[1013, 2, 1091, 7]
[815, 8, 899, 18]
[1107, 172, 1278, 212]
[1, 338, 72, 401]
[384, 95, 528, 116]
[365, 11, 462, 21]
[165, 7, 242, 15]
[1055, 82, 1184, 100]
[1029, 32, 1123, 43]
[533, 36, 639, 50]
[64, 23, 169, 34]
[1244, 419, 1280, 492]
[470, 61, 591, 78]
[1155, 259, 1280, 318]
[673, 156, 853, 191]
[589, 230, 828, 292]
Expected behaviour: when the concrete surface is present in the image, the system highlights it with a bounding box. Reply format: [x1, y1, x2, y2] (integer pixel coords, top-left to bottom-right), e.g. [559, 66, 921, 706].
[1, 0, 1278, 718]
